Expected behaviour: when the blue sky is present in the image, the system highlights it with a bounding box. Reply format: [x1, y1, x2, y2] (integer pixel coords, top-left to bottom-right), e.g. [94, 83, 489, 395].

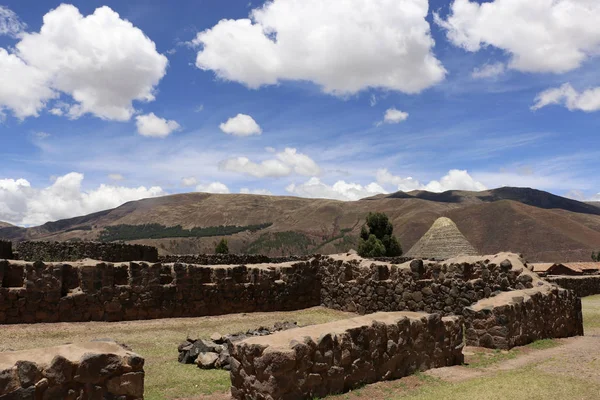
[0, 0, 599, 226]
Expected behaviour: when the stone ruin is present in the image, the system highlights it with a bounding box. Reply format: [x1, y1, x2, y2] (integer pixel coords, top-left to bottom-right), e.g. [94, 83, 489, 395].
[0, 341, 144, 400]
[0, 244, 586, 399]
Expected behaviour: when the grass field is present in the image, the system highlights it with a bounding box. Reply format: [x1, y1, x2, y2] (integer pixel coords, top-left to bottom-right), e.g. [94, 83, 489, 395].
[2, 296, 600, 400]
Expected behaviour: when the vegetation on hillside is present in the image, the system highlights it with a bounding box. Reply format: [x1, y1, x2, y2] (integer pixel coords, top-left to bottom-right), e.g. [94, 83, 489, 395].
[245, 231, 314, 255]
[592, 251, 600, 262]
[215, 239, 229, 254]
[99, 223, 272, 242]
[358, 212, 402, 257]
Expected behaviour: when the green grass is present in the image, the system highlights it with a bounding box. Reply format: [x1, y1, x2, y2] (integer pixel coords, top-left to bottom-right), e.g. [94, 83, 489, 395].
[582, 294, 600, 330]
[245, 231, 314, 255]
[393, 367, 600, 400]
[524, 339, 559, 350]
[466, 349, 517, 369]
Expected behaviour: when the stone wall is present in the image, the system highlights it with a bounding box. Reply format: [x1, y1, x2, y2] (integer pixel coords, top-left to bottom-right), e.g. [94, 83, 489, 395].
[546, 275, 600, 298]
[0, 259, 320, 324]
[0, 240, 12, 260]
[320, 253, 536, 316]
[158, 253, 311, 265]
[16, 241, 158, 262]
[0, 341, 144, 399]
[464, 286, 583, 349]
[229, 312, 464, 400]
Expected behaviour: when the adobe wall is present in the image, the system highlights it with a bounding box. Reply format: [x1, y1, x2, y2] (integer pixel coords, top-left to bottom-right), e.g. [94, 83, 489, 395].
[16, 241, 158, 262]
[0, 341, 144, 400]
[464, 286, 583, 349]
[0, 259, 320, 324]
[0, 240, 12, 259]
[546, 275, 600, 298]
[320, 253, 537, 317]
[229, 312, 463, 400]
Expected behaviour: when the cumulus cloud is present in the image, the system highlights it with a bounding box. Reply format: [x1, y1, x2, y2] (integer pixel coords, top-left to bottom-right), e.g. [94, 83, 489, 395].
[219, 114, 262, 136]
[195, 182, 230, 194]
[0, 4, 167, 120]
[471, 62, 505, 79]
[531, 83, 600, 112]
[192, 0, 445, 95]
[286, 178, 387, 201]
[0, 172, 164, 226]
[240, 188, 272, 195]
[219, 148, 320, 178]
[0, 6, 26, 38]
[376, 169, 487, 192]
[378, 108, 409, 126]
[436, 0, 600, 74]
[135, 113, 181, 138]
[181, 177, 198, 187]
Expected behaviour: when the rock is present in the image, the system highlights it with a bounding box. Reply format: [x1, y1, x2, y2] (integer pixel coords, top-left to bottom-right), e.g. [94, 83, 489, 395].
[75, 353, 123, 384]
[210, 333, 224, 344]
[106, 372, 144, 397]
[44, 356, 74, 385]
[15, 361, 41, 388]
[500, 259, 512, 271]
[196, 352, 219, 369]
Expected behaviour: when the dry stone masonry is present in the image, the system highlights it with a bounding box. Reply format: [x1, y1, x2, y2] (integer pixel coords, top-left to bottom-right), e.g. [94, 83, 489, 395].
[229, 312, 464, 400]
[0, 341, 144, 400]
[158, 253, 311, 265]
[464, 286, 583, 349]
[0, 259, 320, 324]
[0, 240, 13, 260]
[15, 241, 158, 263]
[546, 275, 600, 298]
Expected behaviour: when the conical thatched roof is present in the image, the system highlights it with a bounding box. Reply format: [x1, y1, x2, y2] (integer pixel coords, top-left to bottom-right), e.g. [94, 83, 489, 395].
[406, 217, 479, 260]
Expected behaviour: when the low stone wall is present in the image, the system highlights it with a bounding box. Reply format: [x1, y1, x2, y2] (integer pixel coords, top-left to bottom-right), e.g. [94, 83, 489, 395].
[546, 275, 600, 298]
[0, 240, 12, 260]
[0, 259, 320, 324]
[158, 253, 312, 265]
[229, 312, 464, 400]
[320, 253, 536, 316]
[0, 341, 144, 399]
[463, 286, 583, 349]
[16, 241, 158, 262]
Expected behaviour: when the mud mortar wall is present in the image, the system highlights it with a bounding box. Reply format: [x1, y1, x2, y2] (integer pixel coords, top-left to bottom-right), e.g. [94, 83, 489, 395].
[158, 254, 312, 265]
[0, 342, 144, 399]
[16, 241, 158, 263]
[319, 257, 535, 316]
[546, 275, 600, 298]
[0, 259, 321, 324]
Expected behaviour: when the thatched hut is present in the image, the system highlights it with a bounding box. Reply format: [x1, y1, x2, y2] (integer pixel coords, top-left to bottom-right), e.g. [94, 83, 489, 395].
[406, 217, 478, 260]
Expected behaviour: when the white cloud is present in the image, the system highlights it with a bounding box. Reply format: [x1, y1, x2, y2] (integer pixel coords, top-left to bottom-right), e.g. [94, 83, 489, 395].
[195, 182, 230, 194]
[181, 177, 198, 187]
[0, 6, 26, 38]
[0, 4, 167, 120]
[471, 62, 505, 79]
[436, 0, 600, 74]
[240, 188, 272, 195]
[108, 173, 124, 181]
[195, 104, 204, 112]
[34, 131, 51, 140]
[193, 0, 445, 95]
[286, 178, 387, 201]
[0, 172, 164, 226]
[531, 83, 600, 112]
[135, 113, 181, 138]
[379, 108, 409, 126]
[219, 114, 262, 136]
[376, 168, 487, 192]
[219, 147, 320, 178]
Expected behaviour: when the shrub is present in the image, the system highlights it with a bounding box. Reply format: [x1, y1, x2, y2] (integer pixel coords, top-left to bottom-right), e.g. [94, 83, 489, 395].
[358, 212, 402, 257]
[215, 239, 229, 254]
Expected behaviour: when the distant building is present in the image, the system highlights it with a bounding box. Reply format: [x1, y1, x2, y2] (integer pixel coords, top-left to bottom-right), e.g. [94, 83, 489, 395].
[406, 217, 479, 260]
[531, 262, 600, 276]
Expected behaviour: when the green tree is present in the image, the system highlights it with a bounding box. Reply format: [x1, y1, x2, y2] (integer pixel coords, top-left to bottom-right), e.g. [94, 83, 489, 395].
[593, 252, 599, 262]
[357, 212, 403, 257]
[215, 239, 229, 254]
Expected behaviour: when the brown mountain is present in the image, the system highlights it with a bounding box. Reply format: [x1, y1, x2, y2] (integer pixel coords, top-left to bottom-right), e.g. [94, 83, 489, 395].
[1, 187, 600, 262]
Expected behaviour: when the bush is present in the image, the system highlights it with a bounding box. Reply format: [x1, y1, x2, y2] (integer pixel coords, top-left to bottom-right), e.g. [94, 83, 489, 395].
[593, 252, 600, 262]
[215, 239, 229, 254]
[358, 212, 402, 257]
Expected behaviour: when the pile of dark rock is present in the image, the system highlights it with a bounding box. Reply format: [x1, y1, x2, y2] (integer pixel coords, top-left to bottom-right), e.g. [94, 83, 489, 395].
[178, 321, 298, 370]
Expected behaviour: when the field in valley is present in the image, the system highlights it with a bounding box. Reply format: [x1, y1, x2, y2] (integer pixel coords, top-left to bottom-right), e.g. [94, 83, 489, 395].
[1, 297, 600, 400]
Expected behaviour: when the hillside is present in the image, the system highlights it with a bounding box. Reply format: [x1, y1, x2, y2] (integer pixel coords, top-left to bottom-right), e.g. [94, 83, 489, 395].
[1, 187, 600, 262]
